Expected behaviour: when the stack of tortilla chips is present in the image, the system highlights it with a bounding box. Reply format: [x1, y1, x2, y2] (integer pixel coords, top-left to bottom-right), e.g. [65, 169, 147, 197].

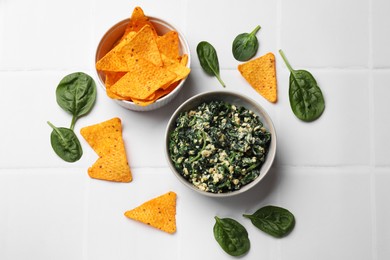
[96, 7, 190, 106]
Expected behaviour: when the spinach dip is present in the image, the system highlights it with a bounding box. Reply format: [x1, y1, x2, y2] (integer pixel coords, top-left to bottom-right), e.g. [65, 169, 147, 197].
[168, 100, 271, 193]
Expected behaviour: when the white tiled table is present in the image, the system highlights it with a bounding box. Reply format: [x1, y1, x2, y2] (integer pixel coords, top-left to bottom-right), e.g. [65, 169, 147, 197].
[1, 0, 389, 259]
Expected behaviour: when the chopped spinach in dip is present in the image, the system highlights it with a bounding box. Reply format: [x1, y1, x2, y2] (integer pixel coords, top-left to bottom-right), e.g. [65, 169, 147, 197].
[168, 100, 271, 193]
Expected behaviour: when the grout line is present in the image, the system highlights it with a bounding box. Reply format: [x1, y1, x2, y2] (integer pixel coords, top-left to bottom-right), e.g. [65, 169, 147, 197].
[81, 2, 94, 259]
[276, 0, 282, 51]
[367, 0, 378, 259]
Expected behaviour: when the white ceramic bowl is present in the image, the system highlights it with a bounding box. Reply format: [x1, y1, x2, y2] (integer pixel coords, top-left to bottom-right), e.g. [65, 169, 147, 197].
[165, 91, 277, 197]
[95, 17, 191, 111]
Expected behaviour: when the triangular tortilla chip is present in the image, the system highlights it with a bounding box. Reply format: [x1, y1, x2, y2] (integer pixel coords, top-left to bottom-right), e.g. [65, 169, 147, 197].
[80, 117, 132, 182]
[119, 24, 162, 67]
[95, 31, 137, 72]
[238, 52, 278, 103]
[109, 57, 176, 99]
[124, 191, 177, 234]
[104, 72, 128, 100]
[161, 54, 190, 89]
[156, 30, 180, 60]
[122, 6, 156, 38]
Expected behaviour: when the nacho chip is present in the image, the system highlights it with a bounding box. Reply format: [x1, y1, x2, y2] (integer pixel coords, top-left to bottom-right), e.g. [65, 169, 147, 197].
[80, 117, 132, 182]
[122, 6, 156, 38]
[131, 82, 179, 106]
[124, 191, 177, 234]
[180, 54, 189, 66]
[119, 24, 162, 67]
[104, 72, 128, 100]
[109, 57, 176, 99]
[156, 30, 180, 60]
[161, 54, 190, 89]
[238, 52, 278, 103]
[96, 31, 136, 72]
[131, 98, 156, 107]
[105, 71, 126, 88]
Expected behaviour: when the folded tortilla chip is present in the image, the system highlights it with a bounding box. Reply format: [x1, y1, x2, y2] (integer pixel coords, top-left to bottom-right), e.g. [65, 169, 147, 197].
[124, 191, 177, 234]
[238, 52, 278, 103]
[80, 117, 132, 182]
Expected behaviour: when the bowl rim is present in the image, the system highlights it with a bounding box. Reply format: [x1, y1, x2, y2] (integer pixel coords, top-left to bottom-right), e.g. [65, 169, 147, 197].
[94, 16, 191, 109]
[164, 90, 277, 197]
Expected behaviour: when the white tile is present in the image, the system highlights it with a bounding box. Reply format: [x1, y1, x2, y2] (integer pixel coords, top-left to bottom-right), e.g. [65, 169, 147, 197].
[1, 1, 389, 259]
[0, 1, 5, 63]
[0, 168, 86, 260]
[0, 0, 93, 70]
[373, 70, 390, 166]
[375, 169, 390, 260]
[372, 0, 390, 67]
[178, 168, 280, 259]
[276, 167, 372, 260]
[281, 0, 369, 68]
[0, 71, 90, 168]
[86, 168, 181, 260]
[278, 70, 370, 166]
[186, 0, 279, 69]
[0, 71, 180, 169]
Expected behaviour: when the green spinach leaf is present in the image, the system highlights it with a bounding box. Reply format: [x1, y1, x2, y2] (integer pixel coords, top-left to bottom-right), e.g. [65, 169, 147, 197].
[243, 205, 295, 238]
[213, 216, 250, 256]
[47, 121, 82, 162]
[232, 25, 261, 61]
[279, 49, 325, 122]
[56, 72, 97, 130]
[196, 41, 226, 87]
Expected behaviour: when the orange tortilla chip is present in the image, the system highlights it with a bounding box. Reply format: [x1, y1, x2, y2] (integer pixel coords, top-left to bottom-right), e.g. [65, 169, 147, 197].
[80, 117, 132, 182]
[105, 71, 126, 88]
[96, 31, 136, 72]
[161, 54, 190, 89]
[104, 72, 127, 99]
[119, 24, 162, 67]
[109, 57, 176, 99]
[122, 6, 156, 38]
[124, 191, 177, 234]
[156, 30, 180, 60]
[131, 98, 156, 106]
[131, 82, 179, 106]
[238, 52, 278, 103]
[180, 54, 189, 66]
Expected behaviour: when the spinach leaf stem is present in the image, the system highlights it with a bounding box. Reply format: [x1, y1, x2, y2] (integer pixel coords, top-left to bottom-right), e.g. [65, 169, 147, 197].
[250, 25, 261, 36]
[278, 49, 294, 73]
[70, 116, 77, 130]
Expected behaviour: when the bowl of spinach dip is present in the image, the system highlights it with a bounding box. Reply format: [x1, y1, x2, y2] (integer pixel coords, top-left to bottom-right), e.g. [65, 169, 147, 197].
[165, 91, 276, 197]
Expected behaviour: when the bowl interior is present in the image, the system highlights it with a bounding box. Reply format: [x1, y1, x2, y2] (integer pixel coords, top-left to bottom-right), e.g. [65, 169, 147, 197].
[95, 17, 190, 111]
[165, 91, 277, 197]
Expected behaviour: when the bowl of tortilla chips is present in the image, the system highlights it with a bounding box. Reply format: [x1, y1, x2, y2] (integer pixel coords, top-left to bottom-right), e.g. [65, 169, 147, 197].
[95, 7, 191, 111]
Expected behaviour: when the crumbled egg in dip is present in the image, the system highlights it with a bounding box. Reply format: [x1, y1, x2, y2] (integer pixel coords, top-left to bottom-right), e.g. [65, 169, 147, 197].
[168, 100, 271, 193]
